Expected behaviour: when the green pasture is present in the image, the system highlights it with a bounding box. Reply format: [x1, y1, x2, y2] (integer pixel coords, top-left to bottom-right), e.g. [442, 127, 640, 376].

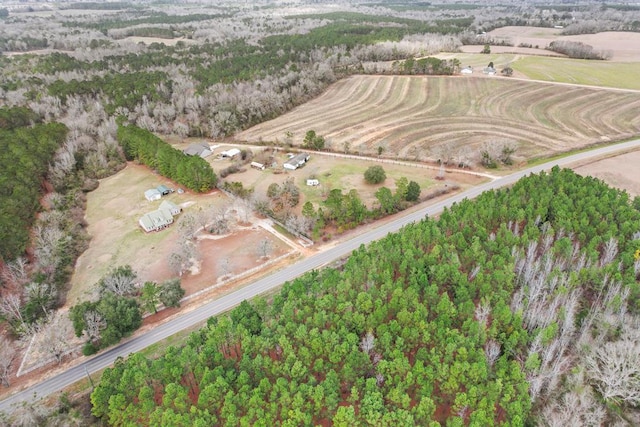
[514, 56, 640, 90]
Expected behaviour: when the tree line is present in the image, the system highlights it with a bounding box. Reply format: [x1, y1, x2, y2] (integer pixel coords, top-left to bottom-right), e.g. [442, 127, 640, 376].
[117, 125, 217, 192]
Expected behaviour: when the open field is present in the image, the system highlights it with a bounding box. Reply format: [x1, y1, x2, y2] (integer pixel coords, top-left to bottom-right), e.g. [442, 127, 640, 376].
[67, 163, 290, 307]
[573, 150, 640, 197]
[486, 28, 640, 62]
[436, 52, 640, 90]
[236, 75, 640, 162]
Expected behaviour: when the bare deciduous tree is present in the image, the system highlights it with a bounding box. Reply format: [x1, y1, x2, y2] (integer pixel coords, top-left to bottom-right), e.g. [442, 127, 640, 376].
[83, 310, 106, 344]
[0, 257, 29, 287]
[257, 239, 272, 259]
[586, 320, 640, 406]
[0, 336, 16, 387]
[36, 314, 73, 364]
[0, 291, 26, 333]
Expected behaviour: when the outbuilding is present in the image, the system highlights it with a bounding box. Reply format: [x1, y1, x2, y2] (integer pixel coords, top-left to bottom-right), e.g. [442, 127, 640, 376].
[306, 179, 319, 186]
[157, 184, 172, 195]
[144, 188, 162, 201]
[221, 148, 241, 158]
[183, 142, 213, 158]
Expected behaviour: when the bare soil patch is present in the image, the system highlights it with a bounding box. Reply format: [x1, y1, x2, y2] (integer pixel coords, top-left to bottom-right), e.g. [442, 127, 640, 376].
[573, 150, 640, 197]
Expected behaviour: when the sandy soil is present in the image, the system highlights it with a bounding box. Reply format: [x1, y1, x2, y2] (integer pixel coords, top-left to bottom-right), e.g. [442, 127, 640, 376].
[573, 149, 640, 197]
[486, 28, 640, 62]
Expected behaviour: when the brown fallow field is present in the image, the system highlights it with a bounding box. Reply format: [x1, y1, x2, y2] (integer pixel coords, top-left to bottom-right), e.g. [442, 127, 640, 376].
[236, 75, 640, 163]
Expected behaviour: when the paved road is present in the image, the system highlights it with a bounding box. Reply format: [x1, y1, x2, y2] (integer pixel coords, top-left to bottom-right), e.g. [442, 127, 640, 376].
[1, 138, 639, 413]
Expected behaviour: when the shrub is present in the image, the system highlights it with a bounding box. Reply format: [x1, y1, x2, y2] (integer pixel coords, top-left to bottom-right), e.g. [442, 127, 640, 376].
[364, 165, 386, 184]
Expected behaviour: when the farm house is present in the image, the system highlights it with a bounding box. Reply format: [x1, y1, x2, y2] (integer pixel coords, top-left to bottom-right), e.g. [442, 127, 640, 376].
[284, 153, 310, 170]
[139, 201, 182, 232]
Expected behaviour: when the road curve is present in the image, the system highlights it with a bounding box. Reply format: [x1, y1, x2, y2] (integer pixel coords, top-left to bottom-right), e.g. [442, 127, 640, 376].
[1, 138, 640, 413]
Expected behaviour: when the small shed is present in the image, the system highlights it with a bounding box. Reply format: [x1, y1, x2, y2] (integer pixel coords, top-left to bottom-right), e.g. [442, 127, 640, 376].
[157, 184, 172, 195]
[306, 179, 319, 186]
[461, 66, 473, 74]
[222, 148, 241, 158]
[144, 188, 161, 201]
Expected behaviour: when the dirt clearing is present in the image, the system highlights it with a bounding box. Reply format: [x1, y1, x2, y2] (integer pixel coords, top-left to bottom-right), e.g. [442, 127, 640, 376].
[573, 150, 640, 197]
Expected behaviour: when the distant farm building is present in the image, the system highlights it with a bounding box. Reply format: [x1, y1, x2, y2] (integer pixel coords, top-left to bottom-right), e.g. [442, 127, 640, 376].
[306, 179, 319, 186]
[144, 188, 162, 201]
[483, 66, 496, 75]
[284, 153, 310, 170]
[183, 142, 213, 158]
[139, 201, 182, 232]
[250, 161, 265, 170]
[221, 148, 241, 158]
[461, 66, 473, 74]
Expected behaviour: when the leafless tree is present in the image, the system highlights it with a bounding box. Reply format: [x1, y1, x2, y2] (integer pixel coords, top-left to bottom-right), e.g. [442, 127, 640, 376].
[219, 257, 232, 279]
[360, 331, 376, 354]
[0, 291, 26, 333]
[83, 310, 106, 344]
[586, 317, 640, 406]
[257, 239, 272, 259]
[36, 314, 73, 364]
[0, 257, 29, 287]
[178, 213, 198, 241]
[0, 336, 16, 387]
[100, 271, 136, 297]
[484, 340, 501, 368]
[540, 372, 606, 427]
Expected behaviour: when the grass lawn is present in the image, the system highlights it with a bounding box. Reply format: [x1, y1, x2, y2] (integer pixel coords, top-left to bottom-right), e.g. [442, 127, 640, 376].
[514, 56, 640, 90]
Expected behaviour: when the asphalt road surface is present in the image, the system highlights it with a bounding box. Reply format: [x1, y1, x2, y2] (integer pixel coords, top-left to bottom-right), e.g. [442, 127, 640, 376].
[2, 138, 640, 413]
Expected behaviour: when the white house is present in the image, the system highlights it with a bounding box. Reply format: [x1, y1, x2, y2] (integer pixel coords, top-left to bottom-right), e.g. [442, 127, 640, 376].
[461, 66, 473, 74]
[144, 188, 162, 201]
[139, 201, 182, 232]
[284, 153, 310, 170]
[306, 179, 319, 186]
[139, 209, 174, 232]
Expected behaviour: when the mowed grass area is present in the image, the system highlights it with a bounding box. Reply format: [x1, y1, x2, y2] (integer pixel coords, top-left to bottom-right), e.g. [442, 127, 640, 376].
[514, 56, 640, 90]
[237, 75, 640, 163]
[221, 152, 480, 211]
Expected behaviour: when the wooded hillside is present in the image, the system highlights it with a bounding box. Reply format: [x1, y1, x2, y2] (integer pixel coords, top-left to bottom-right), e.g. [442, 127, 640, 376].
[91, 168, 640, 425]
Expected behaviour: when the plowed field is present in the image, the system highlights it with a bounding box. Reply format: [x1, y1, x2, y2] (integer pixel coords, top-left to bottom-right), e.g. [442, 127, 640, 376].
[236, 75, 640, 161]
